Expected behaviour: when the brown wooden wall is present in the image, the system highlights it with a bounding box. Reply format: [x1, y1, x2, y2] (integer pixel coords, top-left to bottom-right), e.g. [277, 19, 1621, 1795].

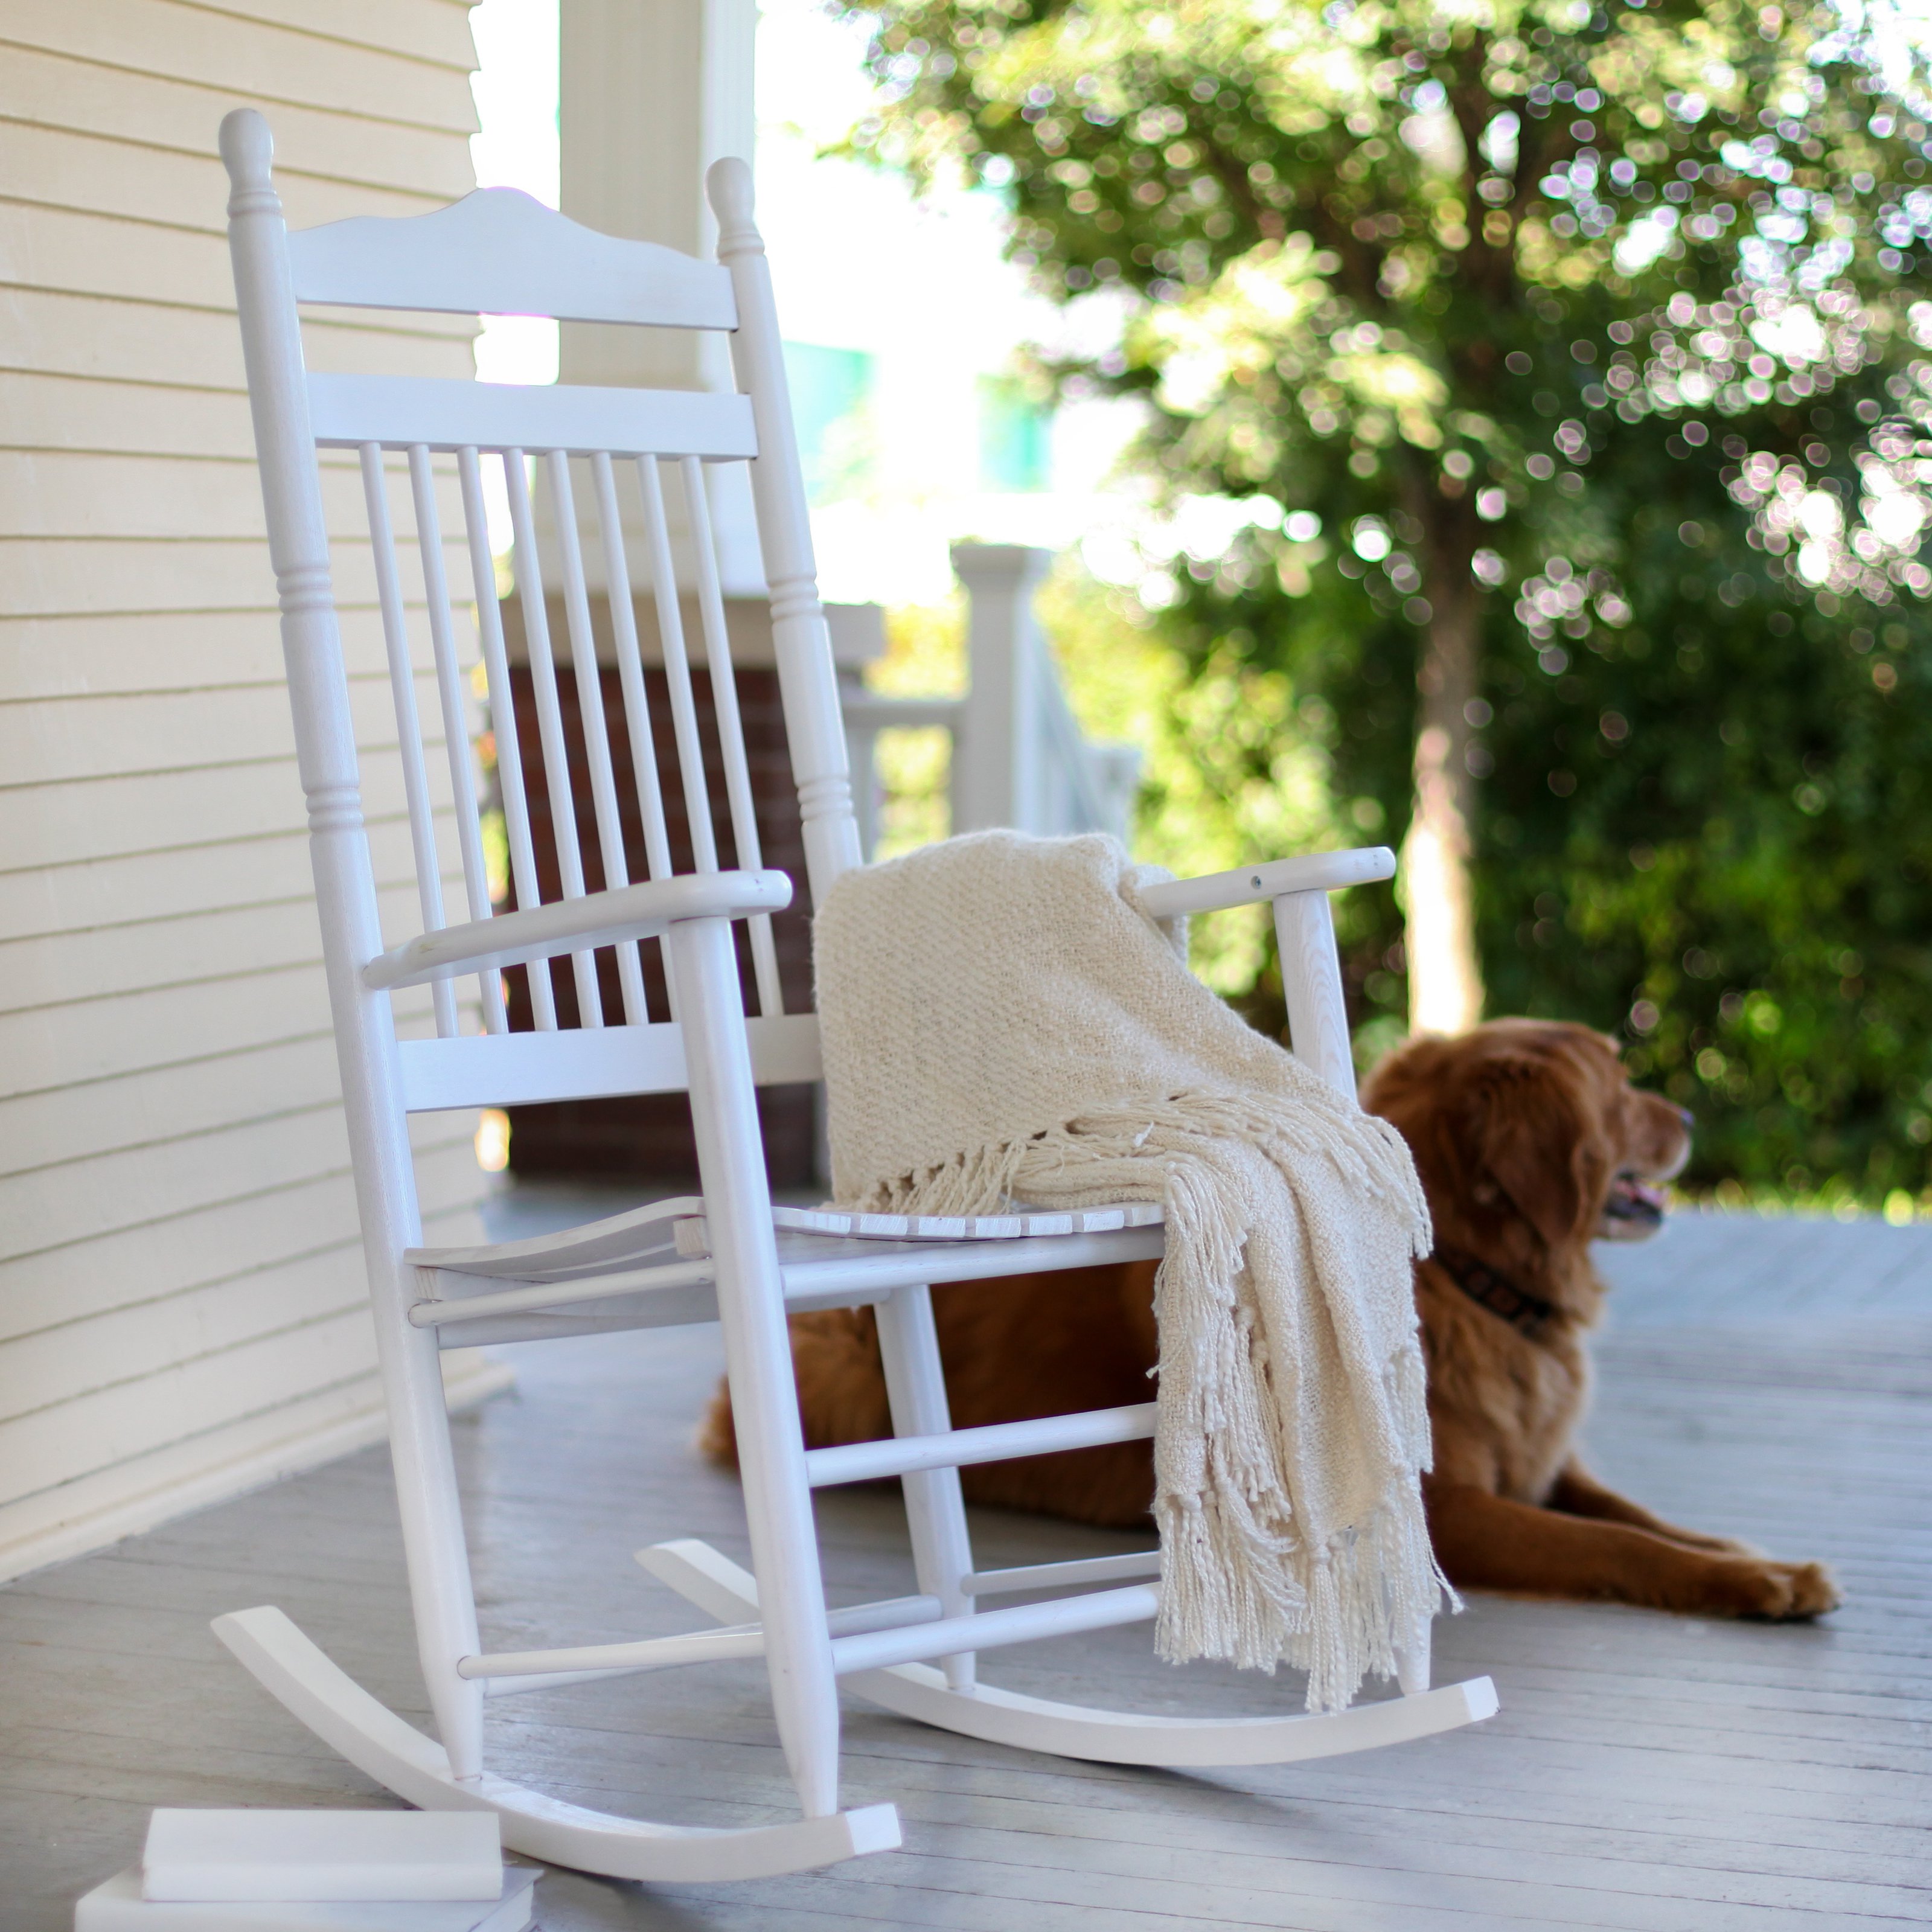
[501, 660, 820, 1187]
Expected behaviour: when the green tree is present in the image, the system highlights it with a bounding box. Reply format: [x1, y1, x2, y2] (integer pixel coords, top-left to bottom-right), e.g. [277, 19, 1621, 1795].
[857, 0, 1932, 1035]
[854, 0, 1932, 1198]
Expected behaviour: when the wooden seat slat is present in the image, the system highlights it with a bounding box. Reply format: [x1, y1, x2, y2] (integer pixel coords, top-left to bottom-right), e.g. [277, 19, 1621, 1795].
[406, 1192, 1168, 1282]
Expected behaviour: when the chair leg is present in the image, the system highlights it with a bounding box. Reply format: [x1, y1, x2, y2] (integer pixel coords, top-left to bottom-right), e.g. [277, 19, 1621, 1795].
[1394, 1609, 1432, 1695]
[667, 916, 842, 1817]
[1281, 886, 1435, 1695]
[347, 1040, 485, 1780]
[875, 1284, 977, 1690]
[371, 1294, 487, 1780]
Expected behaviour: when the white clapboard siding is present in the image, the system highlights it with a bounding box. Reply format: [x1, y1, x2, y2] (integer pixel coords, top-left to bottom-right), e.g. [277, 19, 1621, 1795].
[0, 1342, 487, 1582]
[1, 665, 476, 788]
[0, 876, 462, 1012]
[8, 0, 481, 130]
[2, 288, 475, 394]
[0, 1032, 342, 1180]
[0, 1104, 470, 1292]
[0, 610, 287, 699]
[0, 452, 325, 539]
[0, 1121, 483, 1406]
[0, 48, 475, 204]
[0, 450, 479, 542]
[0, 202, 481, 344]
[0, 120, 450, 235]
[0, 815, 449, 946]
[0, 1, 513, 1582]
[0, 371, 261, 464]
[0, 1159, 419, 1348]
[4, 711, 478, 876]
[0, 1129, 483, 1430]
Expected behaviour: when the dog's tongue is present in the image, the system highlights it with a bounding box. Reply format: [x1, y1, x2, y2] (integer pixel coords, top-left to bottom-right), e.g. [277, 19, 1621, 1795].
[1614, 1177, 1668, 1214]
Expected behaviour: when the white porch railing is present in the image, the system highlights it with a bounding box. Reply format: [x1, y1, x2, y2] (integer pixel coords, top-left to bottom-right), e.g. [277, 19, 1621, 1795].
[839, 543, 1142, 860]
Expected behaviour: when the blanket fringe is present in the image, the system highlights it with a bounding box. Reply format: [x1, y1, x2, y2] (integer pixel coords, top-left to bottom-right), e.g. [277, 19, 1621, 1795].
[852, 1098, 1445, 1714]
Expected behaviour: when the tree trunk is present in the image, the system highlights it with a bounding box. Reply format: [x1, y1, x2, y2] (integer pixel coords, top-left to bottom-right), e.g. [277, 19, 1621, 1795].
[1401, 572, 1484, 1035]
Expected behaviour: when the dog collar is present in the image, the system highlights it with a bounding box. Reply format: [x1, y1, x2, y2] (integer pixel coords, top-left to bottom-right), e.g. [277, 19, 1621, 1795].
[1431, 1247, 1561, 1341]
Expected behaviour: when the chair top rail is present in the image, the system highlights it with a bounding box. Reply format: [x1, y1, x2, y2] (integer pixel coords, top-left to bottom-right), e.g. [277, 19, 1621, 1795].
[288, 187, 738, 331]
[307, 373, 756, 461]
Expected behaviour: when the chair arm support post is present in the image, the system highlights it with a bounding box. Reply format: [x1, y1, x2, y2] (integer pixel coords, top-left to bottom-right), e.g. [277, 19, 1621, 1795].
[1136, 848, 1388, 1099]
[1274, 889, 1358, 1100]
[665, 912, 842, 1818]
[363, 871, 792, 991]
[874, 1284, 980, 1689]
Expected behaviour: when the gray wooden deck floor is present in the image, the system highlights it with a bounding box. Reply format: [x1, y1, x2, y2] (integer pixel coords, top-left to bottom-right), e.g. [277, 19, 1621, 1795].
[5, 1194, 1930, 1929]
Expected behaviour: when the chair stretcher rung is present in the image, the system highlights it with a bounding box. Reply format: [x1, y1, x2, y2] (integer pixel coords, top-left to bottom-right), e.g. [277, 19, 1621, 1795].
[462, 1590, 944, 1692]
[962, 1550, 1162, 1596]
[829, 1584, 1160, 1676]
[463, 1620, 766, 1684]
[804, 1403, 1157, 1488]
[409, 1259, 712, 1327]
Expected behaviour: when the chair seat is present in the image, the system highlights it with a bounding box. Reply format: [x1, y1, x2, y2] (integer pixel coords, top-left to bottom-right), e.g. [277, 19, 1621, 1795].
[406, 1193, 1166, 1281]
[403, 1195, 1169, 1348]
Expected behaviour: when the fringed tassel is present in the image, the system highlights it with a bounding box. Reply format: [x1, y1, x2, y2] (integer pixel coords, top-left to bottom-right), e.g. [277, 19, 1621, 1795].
[842, 1092, 1439, 1715]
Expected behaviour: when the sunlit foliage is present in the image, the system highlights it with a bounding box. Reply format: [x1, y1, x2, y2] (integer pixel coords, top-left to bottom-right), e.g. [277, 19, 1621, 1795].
[852, 0, 1932, 1201]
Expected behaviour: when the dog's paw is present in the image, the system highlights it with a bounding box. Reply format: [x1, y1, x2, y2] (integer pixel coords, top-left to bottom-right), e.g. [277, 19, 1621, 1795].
[1710, 1557, 1841, 1620]
[1777, 1562, 1843, 1619]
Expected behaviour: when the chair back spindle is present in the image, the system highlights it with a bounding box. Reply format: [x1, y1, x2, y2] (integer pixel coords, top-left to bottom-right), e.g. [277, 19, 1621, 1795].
[545, 450, 650, 1026]
[587, 452, 675, 888]
[502, 448, 605, 1029]
[359, 443, 459, 1040]
[456, 446, 556, 1032]
[683, 455, 785, 1018]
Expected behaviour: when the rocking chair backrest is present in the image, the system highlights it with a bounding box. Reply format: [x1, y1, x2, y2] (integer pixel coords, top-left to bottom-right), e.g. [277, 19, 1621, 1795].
[222, 110, 858, 1123]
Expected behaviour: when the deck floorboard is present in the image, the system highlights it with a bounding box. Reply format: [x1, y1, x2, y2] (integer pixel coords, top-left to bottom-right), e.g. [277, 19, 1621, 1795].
[4, 1199, 1930, 1929]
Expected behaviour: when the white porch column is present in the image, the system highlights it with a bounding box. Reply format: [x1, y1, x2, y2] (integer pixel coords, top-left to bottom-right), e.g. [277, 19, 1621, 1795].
[557, 0, 763, 593]
[951, 543, 1051, 835]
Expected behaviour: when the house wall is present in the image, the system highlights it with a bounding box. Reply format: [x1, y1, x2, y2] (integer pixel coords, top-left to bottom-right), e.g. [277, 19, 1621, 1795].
[0, 0, 508, 1582]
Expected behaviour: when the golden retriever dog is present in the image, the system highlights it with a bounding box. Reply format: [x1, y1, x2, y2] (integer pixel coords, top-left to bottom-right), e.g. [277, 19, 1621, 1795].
[703, 1019, 1840, 1620]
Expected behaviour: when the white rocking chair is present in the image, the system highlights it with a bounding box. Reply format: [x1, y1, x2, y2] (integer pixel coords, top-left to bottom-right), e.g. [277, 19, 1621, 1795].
[213, 107, 1496, 1886]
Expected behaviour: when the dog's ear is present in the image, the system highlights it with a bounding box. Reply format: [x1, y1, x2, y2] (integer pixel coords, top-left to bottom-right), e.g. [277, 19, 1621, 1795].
[1467, 1055, 1595, 1252]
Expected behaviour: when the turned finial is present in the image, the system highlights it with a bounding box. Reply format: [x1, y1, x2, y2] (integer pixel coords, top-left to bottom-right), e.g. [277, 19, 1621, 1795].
[705, 158, 761, 258]
[219, 108, 275, 193]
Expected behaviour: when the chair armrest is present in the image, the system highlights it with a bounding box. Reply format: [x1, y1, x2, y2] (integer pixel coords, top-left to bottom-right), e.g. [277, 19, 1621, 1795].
[363, 870, 793, 991]
[1132, 847, 1395, 920]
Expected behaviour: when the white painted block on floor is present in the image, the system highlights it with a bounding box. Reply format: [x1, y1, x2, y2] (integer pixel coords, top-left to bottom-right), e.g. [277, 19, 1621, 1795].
[75, 1865, 536, 1932]
[140, 1811, 504, 1902]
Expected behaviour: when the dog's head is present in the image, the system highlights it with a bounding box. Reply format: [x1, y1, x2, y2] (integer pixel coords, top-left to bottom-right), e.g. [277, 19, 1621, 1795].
[1361, 1020, 1691, 1266]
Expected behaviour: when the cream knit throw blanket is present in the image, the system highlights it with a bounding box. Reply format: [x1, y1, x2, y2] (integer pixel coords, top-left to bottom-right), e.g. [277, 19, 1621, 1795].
[814, 831, 1444, 1712]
